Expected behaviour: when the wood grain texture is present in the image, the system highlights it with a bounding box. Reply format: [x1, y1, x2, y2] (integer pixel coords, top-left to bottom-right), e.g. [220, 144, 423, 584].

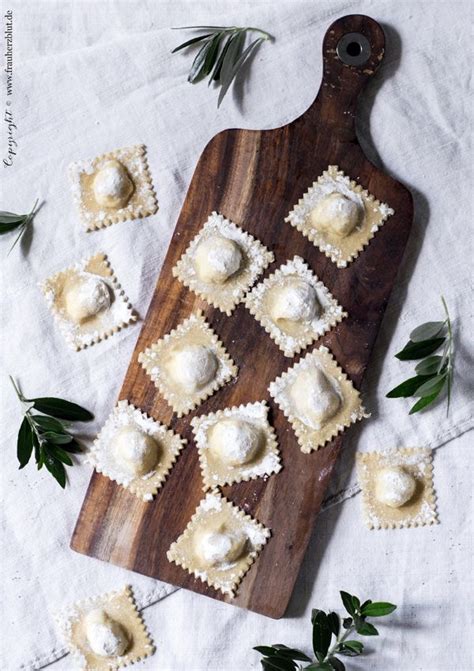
[71, 15, 413, 618]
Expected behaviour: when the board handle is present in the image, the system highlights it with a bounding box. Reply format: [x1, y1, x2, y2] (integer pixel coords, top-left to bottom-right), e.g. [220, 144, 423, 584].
[305, 14, 385, 141]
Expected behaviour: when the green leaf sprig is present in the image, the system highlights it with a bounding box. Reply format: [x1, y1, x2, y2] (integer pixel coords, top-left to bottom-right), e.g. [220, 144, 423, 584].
[0, 200, 39, 255]
[10, 376, 94, 488]
[254, 591, 397, 670]
[386, 297, 455, 415]
[171, 25, 273, 107]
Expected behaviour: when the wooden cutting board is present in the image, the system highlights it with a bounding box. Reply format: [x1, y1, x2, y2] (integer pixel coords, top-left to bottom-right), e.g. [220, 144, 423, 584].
[71, 14, 413, 619]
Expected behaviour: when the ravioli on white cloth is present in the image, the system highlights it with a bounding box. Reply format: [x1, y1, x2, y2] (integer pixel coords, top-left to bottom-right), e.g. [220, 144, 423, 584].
[56, 586, 154, 671]
[357, 448, 438, 529]
[41, 252, 136, 351]
[69, 144, 157, 231]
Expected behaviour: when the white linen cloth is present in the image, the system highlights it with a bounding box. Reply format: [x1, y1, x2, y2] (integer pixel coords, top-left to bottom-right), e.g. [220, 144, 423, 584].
[0, 0, 472, 669]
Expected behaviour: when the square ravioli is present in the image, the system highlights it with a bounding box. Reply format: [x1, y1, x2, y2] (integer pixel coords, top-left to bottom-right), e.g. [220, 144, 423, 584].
[87, 400, 186, 501]
[244, 255, 347, 357]
[172, 211, 274, 315]
[269, 345, 368, 453]
[285, 165, 394, 267]
[167, 491, 270, 597]
[57, 586, 154, 671]
[69, 144, 158, 231]
[138, 311, 238, 417]
[41, 252, 136, 351]
[356, 448, 438, 530]
[191, 401, 281, 490]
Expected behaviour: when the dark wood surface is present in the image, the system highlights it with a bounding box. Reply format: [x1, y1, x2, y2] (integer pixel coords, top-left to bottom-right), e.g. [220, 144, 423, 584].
[71, 15, 413, 618]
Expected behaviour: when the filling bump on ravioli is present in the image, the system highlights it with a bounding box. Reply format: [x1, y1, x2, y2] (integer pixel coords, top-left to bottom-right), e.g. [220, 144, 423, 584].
[166, 343, 218, 393]
[289, 366, 341, 429]
[64, 273, 111, 324]
[374, 466, 417, 508]
[83, 608, 129, 658]
[194, 235, 243, 284]
[269, 276, 321, 325]
[113, 426, 159, 477]
[208, 418, 262, 467]
[309, 191, 361, 238]
[93, 159, 135, 209]
[193, 525, 248, 569]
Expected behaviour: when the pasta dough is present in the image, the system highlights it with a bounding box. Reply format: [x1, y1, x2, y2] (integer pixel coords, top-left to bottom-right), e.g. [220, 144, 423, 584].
[139, 311, 238, 417]
[64, 273, 111, 324]
[88, 400, 185, 501]
[191, 401, 281, 490]
[208, 418, 262, 466]
[172, 212, 274, 316]
[356, 448, 438, 529]
[194, 235, 242, 284]
[285, 166, 394, 267]
[374, 466, 416, 508]
[244, 256, 346, 358]
[269, 345, 367, 453]
[309, 192, 360, 238]
[289, 367, 341, 429]
[41, 253, 136, 351]
[93, 159, 134, 209]
[69, 144, 158, 231]
[114, 426, 159, 477]
[57, 586, 155, 671]
[167, 343, 218, 393]
[269, 277, 320, 323]
[83, 608, 129, 658]
[193, 525, 247, 568]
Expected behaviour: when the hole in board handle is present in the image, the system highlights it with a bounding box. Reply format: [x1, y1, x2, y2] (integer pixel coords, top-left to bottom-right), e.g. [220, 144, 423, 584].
[336, 32, 371, 66]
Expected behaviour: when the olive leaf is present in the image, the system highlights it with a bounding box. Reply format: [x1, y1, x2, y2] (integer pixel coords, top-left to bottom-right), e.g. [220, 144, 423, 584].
[387, 297, 455, 415]
[340, 592, 355, 617]
[395, 337, 445, 361]
[217, 36, 264, 107]
[51, 446, 74, 465]
[10, 376, 93, 488]
[386, 374, 434, 398]
[44, 454, 66, 488]
[171, 32, 212, 53]
[17, 417, 34, 468]
[327, 612, 340, 638]
[409, 389, 443, 415]
[172, 25, 273, 107]
[33, 415, 69, 432]
[415, 355, 443, 376]
[40, 431, 74, 444]
[312, 611, 332, 659]
[355, 621, 378, 636]
[410, 321, 445, 342]
[338, 641, 364, 657]
[255, 592, 396, 670]
[414, 373, 447, 397]
[272, 646, 312, 662]
[0, 200, 39, 255]
[360, 602, 397, 617]
[28, 396, 94, 421]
